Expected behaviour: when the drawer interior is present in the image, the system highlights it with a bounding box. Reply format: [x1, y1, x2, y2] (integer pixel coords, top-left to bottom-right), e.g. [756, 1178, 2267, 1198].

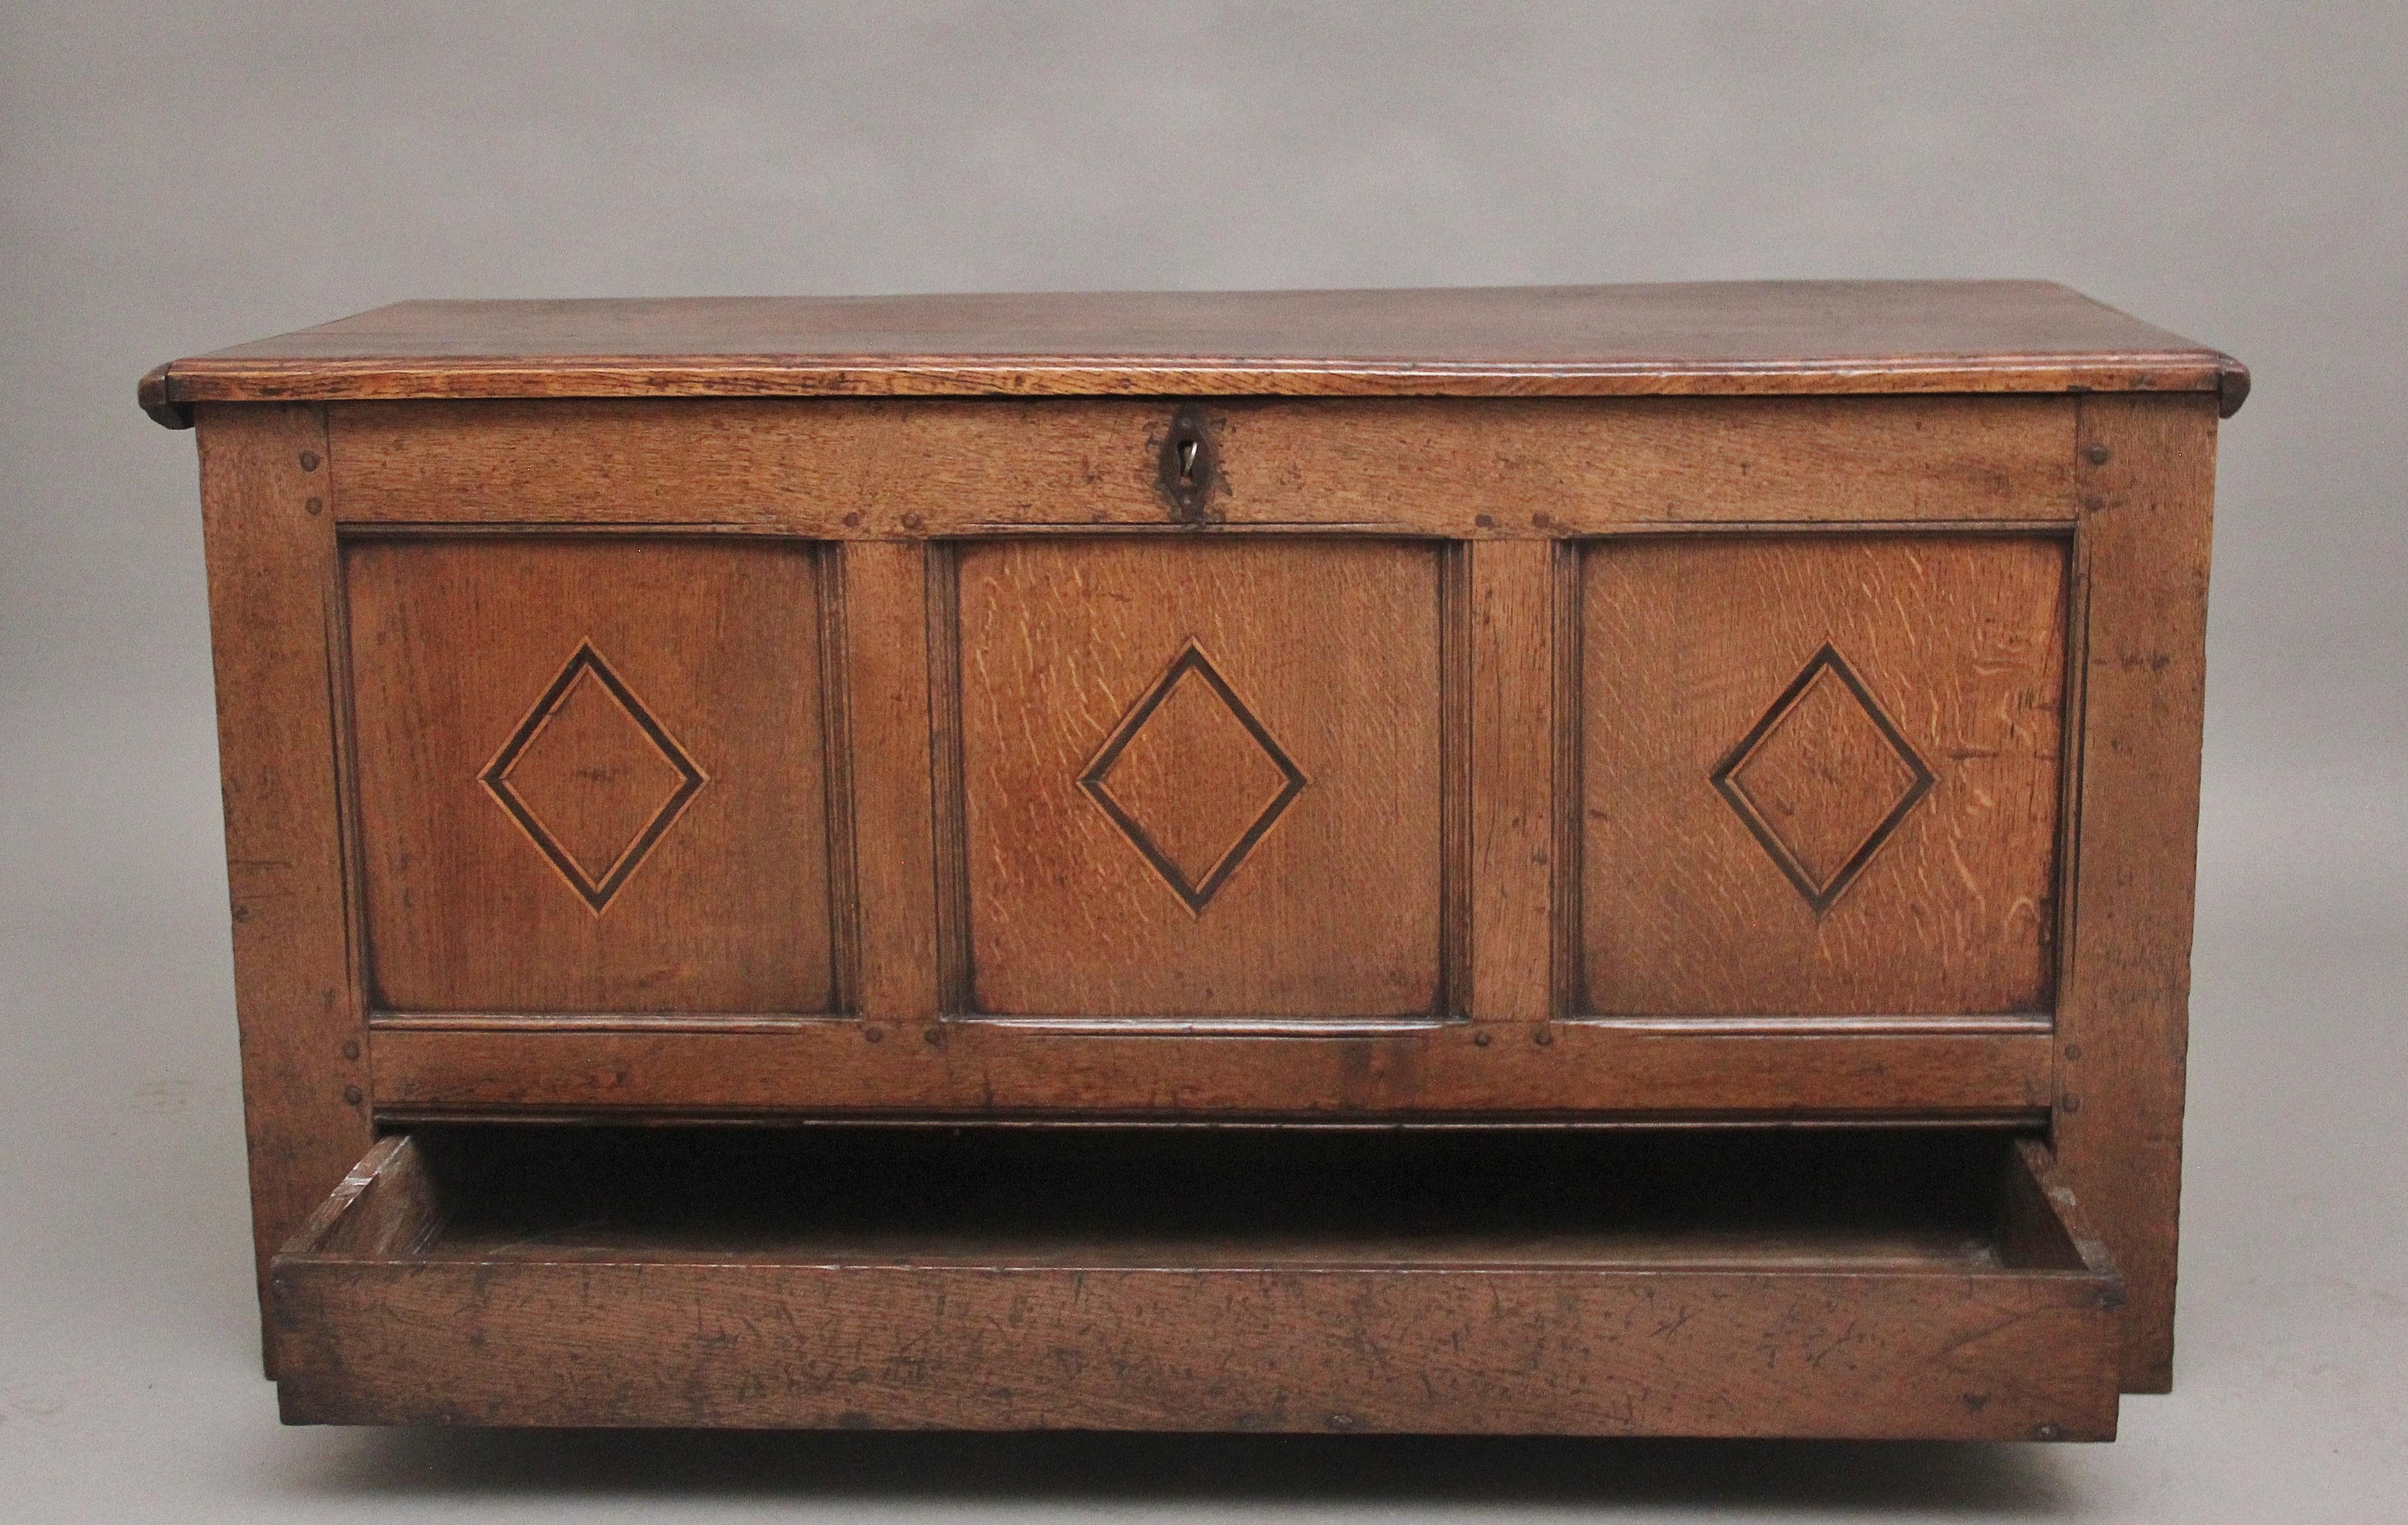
[274, 1125, 2120, 1437]
[310, 1124, 2079, 1271]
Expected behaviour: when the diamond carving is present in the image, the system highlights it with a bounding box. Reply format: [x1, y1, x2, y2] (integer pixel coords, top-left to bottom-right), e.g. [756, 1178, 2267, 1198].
[481, 642, 706, 913]
[1710, 644, 1934, 917]
[1079, 641, 1307, 914]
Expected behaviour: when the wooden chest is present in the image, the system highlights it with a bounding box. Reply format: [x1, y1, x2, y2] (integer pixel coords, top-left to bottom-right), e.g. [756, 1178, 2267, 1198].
[144, 282, 2245, 1439]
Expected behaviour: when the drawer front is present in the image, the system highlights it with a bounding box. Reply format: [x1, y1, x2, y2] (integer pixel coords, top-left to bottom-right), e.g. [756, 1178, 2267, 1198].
[269, 1127, 2122, 1438]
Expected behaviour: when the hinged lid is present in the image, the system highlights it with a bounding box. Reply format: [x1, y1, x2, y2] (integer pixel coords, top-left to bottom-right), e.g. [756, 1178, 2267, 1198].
[140, 280, 2248, 428]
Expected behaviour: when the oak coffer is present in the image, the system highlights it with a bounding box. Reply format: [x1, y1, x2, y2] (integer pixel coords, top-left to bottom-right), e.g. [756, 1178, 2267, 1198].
[144, 282, 2245, 1440]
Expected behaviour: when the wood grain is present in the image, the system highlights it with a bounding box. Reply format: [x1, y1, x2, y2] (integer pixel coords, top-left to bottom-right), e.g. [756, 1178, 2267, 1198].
[363, 1021, 2055, 1120]
[2056, 394, 2219, 1392]
[834, 542, 941, 1024]
[952, 538, 1445, 1018]
[343, 537, 836, 1012]
[279, 1263, 2113, 1437]
[319, 394, 2079, 533]
[152, 281, 2233, 408]
[269, 1127, 2120, 1437]
[1469, 541, 1560, 1021]
[1581, 534, 2069, 1015]
[193, 403, 373, 1364]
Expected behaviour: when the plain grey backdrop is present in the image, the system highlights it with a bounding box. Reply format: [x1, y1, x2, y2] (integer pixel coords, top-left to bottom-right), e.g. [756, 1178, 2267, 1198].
[4, 2, 2402, 1520]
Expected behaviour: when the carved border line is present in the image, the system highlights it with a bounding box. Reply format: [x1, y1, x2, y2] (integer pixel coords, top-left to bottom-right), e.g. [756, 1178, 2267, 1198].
[480, 641, 707, 915]
[1077, 640, 1308, 915]
[1709, 642, 1935, 918]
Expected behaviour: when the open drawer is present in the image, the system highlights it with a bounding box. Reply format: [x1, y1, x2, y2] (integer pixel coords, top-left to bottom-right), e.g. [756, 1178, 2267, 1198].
[268, 1126, 2122, 1439]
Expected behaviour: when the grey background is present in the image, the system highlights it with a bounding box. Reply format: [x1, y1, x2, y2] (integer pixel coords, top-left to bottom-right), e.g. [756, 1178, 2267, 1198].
[4, 2, 2402, 1519]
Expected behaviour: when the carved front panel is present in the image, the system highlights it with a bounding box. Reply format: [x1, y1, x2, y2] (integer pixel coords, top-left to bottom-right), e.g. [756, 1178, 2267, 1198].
[952, 538, 1447, 1017]
[1581, 535, 2068, 1015]
[345, 538, 835, 1012]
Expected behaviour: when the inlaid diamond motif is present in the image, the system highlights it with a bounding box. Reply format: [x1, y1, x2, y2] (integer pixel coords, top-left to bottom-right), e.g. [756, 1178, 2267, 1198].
[1710, 644, 1934, 917]
[1079, 641, 1307, 914]
[482, 642, 706, 913]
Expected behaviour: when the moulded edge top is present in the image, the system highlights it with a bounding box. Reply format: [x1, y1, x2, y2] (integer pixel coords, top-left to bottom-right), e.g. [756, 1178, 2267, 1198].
[140, 280, 2248, 428]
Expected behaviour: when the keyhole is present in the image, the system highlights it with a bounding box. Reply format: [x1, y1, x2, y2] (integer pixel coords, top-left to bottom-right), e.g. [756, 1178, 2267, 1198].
[1158, 407, 1215, 521]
